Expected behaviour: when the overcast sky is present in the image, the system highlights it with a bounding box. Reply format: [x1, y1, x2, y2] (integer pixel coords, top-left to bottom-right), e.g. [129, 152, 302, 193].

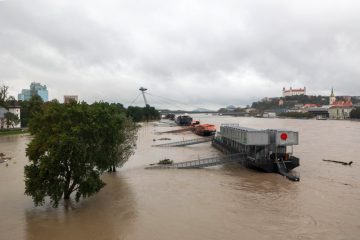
[1, 0, 359, 109]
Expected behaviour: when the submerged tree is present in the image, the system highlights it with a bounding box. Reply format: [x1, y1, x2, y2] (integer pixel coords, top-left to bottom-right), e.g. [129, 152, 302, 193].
[350, 108, 360, 119]
[24, 101, 138, 207]
[110, 118, 139, 172]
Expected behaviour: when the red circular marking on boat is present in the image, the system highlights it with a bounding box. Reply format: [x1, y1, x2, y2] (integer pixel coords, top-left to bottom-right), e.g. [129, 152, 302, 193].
[280, 133, 288, 141]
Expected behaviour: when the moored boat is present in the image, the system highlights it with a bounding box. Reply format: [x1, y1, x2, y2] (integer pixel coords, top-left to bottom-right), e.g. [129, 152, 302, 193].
[193, 124, 216, 136]
[212, 124, 300, 181]
[175, 115, 193, 126]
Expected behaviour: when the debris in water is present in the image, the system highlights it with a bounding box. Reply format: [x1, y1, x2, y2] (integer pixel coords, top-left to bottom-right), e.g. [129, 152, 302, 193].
[158, 137, 171, 141]
[158, 158, 173, 165]
[322, 159, 353, 166]
[0, 153, 12, 164]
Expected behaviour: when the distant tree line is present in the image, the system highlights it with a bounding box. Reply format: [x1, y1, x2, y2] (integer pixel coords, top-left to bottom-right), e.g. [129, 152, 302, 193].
[127, 104, 160, 122]
[350, 108, 360, 119]
[251, 95, 330, 111]
[278, 112, 314, 119]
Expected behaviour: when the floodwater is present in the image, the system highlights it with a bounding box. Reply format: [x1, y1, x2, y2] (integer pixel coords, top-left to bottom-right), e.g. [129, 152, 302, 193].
[1, 116, 360, 240]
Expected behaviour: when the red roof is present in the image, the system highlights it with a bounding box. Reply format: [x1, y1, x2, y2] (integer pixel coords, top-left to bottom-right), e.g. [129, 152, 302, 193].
[332, 100, 352, 107]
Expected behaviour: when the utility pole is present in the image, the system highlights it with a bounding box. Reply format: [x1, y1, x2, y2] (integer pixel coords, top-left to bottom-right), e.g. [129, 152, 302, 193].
[139, 87, 148, 107]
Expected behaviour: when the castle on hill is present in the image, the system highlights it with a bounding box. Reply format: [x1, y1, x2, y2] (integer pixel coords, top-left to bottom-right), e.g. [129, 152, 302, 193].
[282, 87, 306, 97]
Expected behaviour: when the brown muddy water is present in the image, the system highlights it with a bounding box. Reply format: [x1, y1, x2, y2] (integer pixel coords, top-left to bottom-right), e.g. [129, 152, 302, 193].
[1, 115, 360, 240]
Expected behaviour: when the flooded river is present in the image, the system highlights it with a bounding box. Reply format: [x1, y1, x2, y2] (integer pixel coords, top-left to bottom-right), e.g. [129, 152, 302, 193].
[1, 116, 360, 240]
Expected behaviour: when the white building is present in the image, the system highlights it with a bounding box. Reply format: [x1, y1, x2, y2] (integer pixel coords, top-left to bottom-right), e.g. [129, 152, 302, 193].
[8, 106, 21, 128]
[282, 87, 306, 97]
[329, 106, 353, 119]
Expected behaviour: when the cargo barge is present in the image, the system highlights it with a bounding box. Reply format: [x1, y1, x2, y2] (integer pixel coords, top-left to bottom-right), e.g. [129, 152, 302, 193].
[193, 124, 216, 136]
[175, 115, 193, 126]
[212, 124, 300, 181]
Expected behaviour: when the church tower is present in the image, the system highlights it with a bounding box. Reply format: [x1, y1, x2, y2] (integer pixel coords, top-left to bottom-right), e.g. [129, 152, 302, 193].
[329, 87, 336, 105]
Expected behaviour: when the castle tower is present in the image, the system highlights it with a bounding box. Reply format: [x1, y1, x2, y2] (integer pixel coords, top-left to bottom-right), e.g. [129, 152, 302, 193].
[329, 87, 336, 105]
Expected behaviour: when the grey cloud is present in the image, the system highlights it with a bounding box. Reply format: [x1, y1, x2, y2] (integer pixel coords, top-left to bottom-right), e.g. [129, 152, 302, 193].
[1, 0, 359, 109]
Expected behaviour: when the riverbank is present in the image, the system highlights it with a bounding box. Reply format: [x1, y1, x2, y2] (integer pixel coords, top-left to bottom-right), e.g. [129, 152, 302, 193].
[0, 129, 29, 136]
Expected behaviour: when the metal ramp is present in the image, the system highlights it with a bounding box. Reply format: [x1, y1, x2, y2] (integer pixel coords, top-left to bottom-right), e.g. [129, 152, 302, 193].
[157, 127, 193, 134]
[276, 160, 300, 181]
[146, 153, 246, 169]
[152, 137, 213, 147]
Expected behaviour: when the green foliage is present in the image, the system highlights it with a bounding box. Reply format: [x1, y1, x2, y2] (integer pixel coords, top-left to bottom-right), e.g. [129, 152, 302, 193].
[158, 158, 173, 165]
[19, 95, 44, 127]
[0, 129, 27, 136]
[251, 95, 329, 111]
[4, 112, 20, 128]
[0, 84, 9, 107]
[127, 104, 160, 122]
[24, 101, 138, 207]
[350, 108, 360, 119]
[278, 112, 314, 119]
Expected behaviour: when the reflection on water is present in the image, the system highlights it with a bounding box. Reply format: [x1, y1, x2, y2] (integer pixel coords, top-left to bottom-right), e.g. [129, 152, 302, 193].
[1, 116, 360, 240]
[25, 174, 136, 240]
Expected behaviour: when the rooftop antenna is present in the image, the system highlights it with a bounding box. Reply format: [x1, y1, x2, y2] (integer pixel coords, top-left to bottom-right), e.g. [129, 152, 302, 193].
[139, 87, 148, 107]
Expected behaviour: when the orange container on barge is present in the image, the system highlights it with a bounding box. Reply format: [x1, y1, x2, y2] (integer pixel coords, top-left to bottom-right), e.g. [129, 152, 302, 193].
[193, 124, 216, 136]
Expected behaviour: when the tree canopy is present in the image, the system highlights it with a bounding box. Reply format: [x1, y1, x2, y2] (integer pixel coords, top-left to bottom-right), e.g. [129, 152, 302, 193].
[350, 108, 360, 119]
[24, 101, 138, 207]
[127, 104, 160, 122]
[4, 112, 20, 128]
[19, 94, 44, 127]
[0, 84, 9, 107]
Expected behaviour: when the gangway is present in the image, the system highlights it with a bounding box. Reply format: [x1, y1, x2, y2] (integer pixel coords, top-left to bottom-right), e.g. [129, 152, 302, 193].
[146, 153, 247, 169]
[157, 127, 193, 134]
[152, 137, 213, 147]
[275, 160, 300, 181]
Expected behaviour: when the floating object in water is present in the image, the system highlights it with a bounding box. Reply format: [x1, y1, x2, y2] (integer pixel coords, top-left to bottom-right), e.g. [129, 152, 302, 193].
[158, 137, 171, 141]
[158, 159, 173, 165]
[322, 159, 353, 166]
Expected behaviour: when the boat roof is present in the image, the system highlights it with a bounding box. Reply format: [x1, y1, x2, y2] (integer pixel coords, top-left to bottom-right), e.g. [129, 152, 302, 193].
[221, 124, 259, 132]
[221, 124, 296, 133]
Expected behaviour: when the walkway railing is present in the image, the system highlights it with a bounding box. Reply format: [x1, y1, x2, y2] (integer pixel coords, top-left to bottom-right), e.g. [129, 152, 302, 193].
[146, 153, 246, 169]
[152, 137, 213, 147]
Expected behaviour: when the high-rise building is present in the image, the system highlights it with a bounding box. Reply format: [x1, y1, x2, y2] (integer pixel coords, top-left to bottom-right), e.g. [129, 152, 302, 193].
[17, 89, 31, 101]
[18, 82, 48, 102]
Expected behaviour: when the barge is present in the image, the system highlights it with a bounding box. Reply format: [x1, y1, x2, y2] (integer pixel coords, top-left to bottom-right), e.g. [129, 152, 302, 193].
[193, 124, 216, 136]
[212, 124, 300, 181]
[175, 115, 193, 126]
